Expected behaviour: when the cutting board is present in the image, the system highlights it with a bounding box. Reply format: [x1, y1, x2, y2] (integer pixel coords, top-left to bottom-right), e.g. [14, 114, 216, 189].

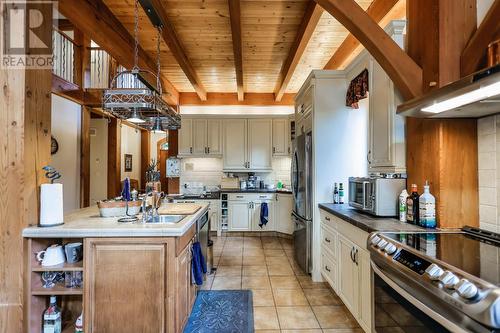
[158, 203, 201, 215]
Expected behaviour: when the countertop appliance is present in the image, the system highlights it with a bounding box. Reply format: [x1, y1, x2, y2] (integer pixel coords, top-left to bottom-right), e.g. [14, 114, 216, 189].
[348, 176, 406, 217]
[369, 227, 500, 332]
[291, 130, 313, 274]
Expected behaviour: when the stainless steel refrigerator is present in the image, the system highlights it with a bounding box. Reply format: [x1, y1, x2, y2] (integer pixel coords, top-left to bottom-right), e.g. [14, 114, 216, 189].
[291, 131, 312, 274]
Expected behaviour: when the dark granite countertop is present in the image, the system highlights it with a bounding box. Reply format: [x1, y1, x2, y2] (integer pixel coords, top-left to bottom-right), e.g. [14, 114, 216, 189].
[318, 203, 427, 234]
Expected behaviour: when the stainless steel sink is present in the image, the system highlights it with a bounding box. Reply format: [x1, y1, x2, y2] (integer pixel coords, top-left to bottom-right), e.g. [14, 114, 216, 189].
[145, 214, 186, 224]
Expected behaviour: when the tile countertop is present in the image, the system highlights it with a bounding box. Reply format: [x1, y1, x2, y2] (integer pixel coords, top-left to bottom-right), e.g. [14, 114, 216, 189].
[22, 203, 209, 238]
[319, 203, 427, 233]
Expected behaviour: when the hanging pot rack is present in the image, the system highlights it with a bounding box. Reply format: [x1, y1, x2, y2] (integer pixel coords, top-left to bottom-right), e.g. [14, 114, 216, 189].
[102, 0, 180, 131]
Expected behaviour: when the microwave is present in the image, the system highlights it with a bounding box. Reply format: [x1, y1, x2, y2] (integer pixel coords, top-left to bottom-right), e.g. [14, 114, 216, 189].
[348, 177, 406, 217]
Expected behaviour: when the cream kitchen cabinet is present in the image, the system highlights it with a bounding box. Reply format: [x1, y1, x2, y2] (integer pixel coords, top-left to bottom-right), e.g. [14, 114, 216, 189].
[276, 193, 293, 234]
[227, 193, 275, 231]
[223, 118, 272, 171]
[179, 118, 222, 157]
[250, 201, 275, 232]
[228, 201, 251, 231]
[272, 118, 290, 156]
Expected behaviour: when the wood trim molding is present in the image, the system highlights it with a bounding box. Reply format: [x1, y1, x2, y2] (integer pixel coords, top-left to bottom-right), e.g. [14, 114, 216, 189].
[314, 0, 423, 100]
[107, 118, 122, 198]
[323, 0, 400, 70]
[274, 2, 323, 102]
[166, 130, 179, 194]
[228, 0, 244, 101]
[180, 92, 296, 106]
[81, 107, 91, 207]
[141, 131, 151, 191]
[148, 0, 207, 101]
[461, 0, 500, 76]
[58, 0, 179, 105]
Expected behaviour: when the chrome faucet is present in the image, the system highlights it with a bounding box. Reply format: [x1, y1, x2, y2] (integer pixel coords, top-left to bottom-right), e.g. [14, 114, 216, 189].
[141, 190, 164, 223]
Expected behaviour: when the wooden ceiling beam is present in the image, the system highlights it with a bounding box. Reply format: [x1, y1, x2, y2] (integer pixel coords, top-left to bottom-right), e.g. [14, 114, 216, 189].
[180, 92, 296, 106]
[228, 0, 244, 101]
[58, 0, 179, 106]
[147, 0, 207, 101]
[461, 0, 500, 76]
[315, 0, 422, 100]
[274, 2, 323, 102]
[324, 0, 400, 70]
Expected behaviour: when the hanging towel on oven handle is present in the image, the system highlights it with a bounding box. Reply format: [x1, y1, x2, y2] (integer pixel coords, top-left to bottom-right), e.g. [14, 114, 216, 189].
[191, 241, 207, 286]
[259, 202, 269, 228]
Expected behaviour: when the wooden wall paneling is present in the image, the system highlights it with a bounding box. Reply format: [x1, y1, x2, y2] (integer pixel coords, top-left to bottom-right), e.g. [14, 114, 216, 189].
[167, 130, 180, 194]
[228, 0, 244, 101]
[80, 107, 91, 208]
[107, 118, 122, 198]
[141, 130, 151, 191]
[157, 137, 169, 193]
[314, 0, 422, 100]
[323, 0, 400, 70]
[461, 0, 500, 76]
[179, 92, 296, 106]
[58, 0, 179, 105]
[274, 2, 323, 101]
[148, 0, 208, 100]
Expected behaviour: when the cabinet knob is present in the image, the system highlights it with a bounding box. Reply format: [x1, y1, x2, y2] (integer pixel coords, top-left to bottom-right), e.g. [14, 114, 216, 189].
[190, 147, 193, 154]
[325, 265, 331, 272]
[325, 216, 330, 221]
[273, 147, 276, 154]
[325, 238, 331, 243]
[207, 147, 210, 154]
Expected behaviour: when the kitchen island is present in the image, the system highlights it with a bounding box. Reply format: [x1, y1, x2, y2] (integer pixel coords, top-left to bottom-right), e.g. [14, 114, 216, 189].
[23, 203, 209, 333]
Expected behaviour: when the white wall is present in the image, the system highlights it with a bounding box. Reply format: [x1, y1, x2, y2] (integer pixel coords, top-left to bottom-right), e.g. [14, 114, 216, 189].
[150, 131, 167, 162]
[89, 118, 108, 204]
[477, 116, 500, 232]
[477, 0, 495, 25]
[121, 124, 142, 187]
[51, 94, 81, 212]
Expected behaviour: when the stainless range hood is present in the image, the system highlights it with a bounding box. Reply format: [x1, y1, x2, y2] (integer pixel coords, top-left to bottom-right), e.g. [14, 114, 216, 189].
[397, 64, 500, 118]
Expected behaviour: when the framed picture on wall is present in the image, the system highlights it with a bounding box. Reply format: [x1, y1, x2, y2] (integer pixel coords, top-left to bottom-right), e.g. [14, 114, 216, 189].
[124, 154, 133, 172]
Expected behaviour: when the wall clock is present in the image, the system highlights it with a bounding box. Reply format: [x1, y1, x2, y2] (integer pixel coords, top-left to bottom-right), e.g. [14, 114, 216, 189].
[51, 136, 59, 155]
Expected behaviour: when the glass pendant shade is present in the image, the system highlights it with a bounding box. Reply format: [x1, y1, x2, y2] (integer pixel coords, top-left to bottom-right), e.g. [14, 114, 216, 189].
[152, 116, 165, 133]
[127, 109, 146, 123]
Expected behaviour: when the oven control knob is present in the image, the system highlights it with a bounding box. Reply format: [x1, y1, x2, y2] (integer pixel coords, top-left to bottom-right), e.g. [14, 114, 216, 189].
[439, 271, 460, 288]
[456, 279, 478, 299]
[425, 264, 445, 280]
[383, 243, 397, 255]
[371, 236, 381, 246]
[377, 239, 388, 249]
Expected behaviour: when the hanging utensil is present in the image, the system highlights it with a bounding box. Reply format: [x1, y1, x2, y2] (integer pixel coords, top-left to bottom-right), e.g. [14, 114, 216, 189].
[42, 166, 61, 184]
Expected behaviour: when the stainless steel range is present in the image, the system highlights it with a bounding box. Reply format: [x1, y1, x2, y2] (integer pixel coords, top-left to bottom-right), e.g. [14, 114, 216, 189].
[369, 227, 500, 332]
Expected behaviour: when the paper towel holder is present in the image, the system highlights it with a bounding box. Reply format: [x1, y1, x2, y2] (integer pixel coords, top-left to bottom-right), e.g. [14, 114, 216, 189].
[39, 166, 64, 227]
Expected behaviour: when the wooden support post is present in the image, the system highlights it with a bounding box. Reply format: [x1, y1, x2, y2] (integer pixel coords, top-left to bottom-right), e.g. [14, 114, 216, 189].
[107, 118, 122, 198]
[80, 107, 91, 207]
[73, 29, 91, 89]
[141, 130, 151, 191]
[166, 130, 180, 194]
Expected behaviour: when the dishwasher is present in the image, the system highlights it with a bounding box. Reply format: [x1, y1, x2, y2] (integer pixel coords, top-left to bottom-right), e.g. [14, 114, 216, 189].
[196, 211, 214, 276]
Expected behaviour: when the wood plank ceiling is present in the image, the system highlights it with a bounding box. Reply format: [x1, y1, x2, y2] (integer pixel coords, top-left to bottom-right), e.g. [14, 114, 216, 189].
[102, 0, 406, 98]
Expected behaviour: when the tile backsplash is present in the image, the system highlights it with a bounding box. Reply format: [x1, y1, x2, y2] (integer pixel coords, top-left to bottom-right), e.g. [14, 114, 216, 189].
[180, 156, 292, 193]
[477, 115, 499, 232]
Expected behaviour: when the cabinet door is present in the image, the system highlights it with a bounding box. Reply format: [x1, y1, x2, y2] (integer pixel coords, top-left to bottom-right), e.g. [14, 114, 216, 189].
[210, 208, 219, 232]
[192, 119, 208, 155]
[228, 201, 250, 231]
[357, 248, 372, 333]
[272, 118, 288, 156]
[223, 119, 247, 170]
[248, 119, 272, 170]
[277, 194, 294, 234]
[251, 202, 275, 231]
[179, 118, 193, 156]
[338, 235, 359, 318]
[176, 241, 194, 333]
[85, 238, 169, 333]
[207, 119, 222, 155]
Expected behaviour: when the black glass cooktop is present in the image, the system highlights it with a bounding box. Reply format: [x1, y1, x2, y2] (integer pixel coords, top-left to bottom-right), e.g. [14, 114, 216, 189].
[384, 230, 500, 287]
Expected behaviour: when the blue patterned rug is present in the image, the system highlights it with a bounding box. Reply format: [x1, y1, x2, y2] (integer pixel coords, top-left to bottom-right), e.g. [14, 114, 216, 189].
[184, 290, 254, 333]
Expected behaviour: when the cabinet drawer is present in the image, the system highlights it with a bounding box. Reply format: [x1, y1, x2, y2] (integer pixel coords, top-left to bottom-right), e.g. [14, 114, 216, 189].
[227, 193, 275, 201]
[321, 252, 337, 291]
[321, 226, 337, 258]
[319, 209, 337, 229]
[227, 193, 249, 201]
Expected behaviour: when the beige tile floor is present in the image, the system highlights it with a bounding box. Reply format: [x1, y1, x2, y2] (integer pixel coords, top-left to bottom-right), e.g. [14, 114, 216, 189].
[203, 235, 363, 333]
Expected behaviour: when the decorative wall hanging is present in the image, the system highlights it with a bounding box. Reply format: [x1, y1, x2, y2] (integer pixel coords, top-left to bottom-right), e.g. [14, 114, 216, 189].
[51, 136, 59, 155]
[124, 154, 133, 172]
[346, 68, 369, 109]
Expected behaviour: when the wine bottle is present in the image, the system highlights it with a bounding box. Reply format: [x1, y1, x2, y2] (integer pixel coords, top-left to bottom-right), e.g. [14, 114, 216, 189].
[43, 296, 62, 333]
[339, 183, 345, 204]
[406, 184, 419, 225]
[333, 183, 339, 204]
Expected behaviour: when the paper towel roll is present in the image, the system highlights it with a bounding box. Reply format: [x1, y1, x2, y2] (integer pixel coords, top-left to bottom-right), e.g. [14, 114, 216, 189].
[40, 183, 64, 227]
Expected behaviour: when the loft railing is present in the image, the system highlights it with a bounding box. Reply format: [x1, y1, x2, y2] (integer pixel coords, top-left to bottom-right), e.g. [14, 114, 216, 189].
[52, 29, 75, 84]
[90, 47, 111, 88]
[114, 65, 147, 89]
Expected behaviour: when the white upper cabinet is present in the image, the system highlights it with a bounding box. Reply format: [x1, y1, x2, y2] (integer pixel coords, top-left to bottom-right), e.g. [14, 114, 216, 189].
[192, 119, 207, 155]
[223, 119, 248, 170]
[248, 119, 272, 171]
[178, 118, 192, 156]
[272, 118, 289, 156]
[207, 119, 222, 155]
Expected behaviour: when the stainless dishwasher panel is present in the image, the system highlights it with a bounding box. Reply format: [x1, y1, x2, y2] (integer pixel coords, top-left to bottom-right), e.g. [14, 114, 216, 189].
[197, 212, 210, 279]
[293, 212, 311, 274]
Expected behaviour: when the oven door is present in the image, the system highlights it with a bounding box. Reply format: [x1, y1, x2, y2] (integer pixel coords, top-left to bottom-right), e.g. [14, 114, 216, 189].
[348, 178, 373, 211]
[371, 262, 493, 333]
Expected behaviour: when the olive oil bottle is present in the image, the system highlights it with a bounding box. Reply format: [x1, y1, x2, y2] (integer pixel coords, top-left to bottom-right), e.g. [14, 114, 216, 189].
[406, 184, 419, 225]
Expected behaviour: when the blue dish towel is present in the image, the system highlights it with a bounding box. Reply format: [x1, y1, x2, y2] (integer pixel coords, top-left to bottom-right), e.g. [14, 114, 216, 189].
[259, 202, 269, 228]
[191, 242, 207, 286]
[121, 177, 131, 201]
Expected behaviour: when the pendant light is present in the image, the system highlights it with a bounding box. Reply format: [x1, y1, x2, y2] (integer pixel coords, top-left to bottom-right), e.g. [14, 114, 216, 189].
[127, 108, 145, 123]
